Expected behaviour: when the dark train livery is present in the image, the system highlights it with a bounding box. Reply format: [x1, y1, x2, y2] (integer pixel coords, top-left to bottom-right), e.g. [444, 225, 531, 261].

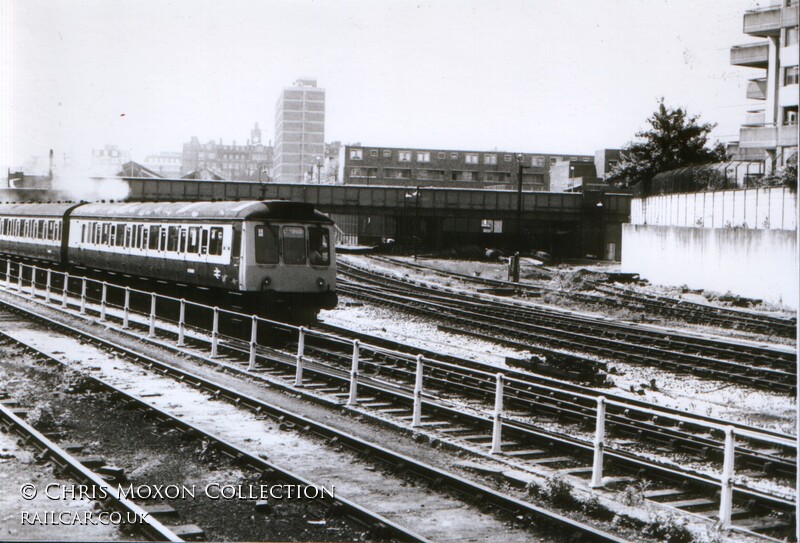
[0, 200, 337, 319]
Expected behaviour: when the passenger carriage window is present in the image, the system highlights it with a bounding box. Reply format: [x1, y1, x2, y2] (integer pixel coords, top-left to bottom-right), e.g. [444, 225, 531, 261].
[159, 227, 167, 251]
[81, 224, 86, 243]
[124, 225, 132, 248]
[55, 222, 60, 242]
[148, 225, 160, 250]
[209, 227, 223, 256]
[254, 225, 279, 264]
[309, 227, 330, 266]
[102, 223, 110, 245]
[187, 227, 199, 253]
[282, 226, 306, 265]
[167, 226, 179, 252]
[179, 228, 187, 253]
[232, 229, 241, 258]
[115, 224, 125, 247]
[142, 227, 149, 250]
[200, 229, 209, 255]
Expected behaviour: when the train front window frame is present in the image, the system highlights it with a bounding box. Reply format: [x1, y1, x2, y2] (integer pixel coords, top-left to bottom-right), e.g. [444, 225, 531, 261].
[282, 226, 306, 265]
[309, 226, 330, 266]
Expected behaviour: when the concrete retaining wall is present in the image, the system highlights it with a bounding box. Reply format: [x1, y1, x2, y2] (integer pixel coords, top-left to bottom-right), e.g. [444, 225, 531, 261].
[631, 186, 796, 230]
[622, 224, 797, 309]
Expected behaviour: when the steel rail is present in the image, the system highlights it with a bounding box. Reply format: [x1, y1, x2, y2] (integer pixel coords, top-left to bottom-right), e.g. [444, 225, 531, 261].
[0, 325, 631, 543]
[0, 403, 184, 542]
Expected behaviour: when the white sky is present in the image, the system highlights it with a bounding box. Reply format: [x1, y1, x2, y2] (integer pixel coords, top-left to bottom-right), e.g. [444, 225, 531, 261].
[2, 0, 769, 171]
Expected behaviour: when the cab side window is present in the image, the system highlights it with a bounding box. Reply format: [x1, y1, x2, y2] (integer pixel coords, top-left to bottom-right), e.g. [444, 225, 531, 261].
[309, 227, 330, 266]
[254, 225, 279, 264]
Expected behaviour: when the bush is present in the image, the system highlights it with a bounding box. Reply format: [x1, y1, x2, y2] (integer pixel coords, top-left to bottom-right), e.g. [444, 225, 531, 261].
[543, 476, 577, 508]
[643, 513, 693, 543]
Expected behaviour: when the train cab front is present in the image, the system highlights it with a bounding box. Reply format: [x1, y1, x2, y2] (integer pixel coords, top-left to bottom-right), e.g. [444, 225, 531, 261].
[241, 220, 337, 321]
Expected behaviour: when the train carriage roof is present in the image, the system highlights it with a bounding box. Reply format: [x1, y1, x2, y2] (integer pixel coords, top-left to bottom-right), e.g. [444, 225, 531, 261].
[71, 200, 333, 222]
[0, 202, 81, 217]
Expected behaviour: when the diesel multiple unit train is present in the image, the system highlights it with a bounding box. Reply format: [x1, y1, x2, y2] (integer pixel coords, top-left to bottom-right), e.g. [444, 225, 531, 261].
[0, 200, 338, 320]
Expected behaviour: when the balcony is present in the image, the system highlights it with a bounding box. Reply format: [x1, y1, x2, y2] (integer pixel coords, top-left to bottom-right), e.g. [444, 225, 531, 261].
[746, 78, 768, 100]
[743, 5, 798, 36]
[778, 124, 799, 147]
[744, 109, 766, 126]
[739, 125, 777, 148]
[730, 42, 769, 67]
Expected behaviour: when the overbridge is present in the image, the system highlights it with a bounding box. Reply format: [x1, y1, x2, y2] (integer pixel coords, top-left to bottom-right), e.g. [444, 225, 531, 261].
[0, 178, 631, 259]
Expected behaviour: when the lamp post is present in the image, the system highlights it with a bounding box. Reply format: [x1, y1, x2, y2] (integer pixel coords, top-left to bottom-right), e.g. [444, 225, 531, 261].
[516, 154, 524, 254]
[414, 185, 421, 261]
[315, 156, 322, 184]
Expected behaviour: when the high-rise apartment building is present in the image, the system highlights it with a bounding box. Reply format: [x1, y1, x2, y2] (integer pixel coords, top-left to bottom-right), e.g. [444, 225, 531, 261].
[730, 1, 799, 172]
[273, 78, 325, 183]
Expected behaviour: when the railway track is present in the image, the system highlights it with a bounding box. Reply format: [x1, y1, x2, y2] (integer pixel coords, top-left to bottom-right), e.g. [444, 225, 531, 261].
[0, 301, 634, 543]
[0, 264, 794, 539]
[338, 260, 796, 394]
[0, 400, 186, 542]
[365, 255, 796, 338]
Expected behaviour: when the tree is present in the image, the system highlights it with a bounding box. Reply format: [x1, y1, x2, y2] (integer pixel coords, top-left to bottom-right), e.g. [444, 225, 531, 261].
[607, 99, 727, 188]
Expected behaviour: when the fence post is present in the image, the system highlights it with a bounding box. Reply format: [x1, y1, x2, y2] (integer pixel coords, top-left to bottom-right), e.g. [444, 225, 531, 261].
[5, 260, 10, 289]
[122, 287, 130, 329]
[210, 307, 219, 357]
[30, 266, 37, 297]
[347, 340, 359, 406]
[17, 264, 23, 291]
[148, 293, 156, 338]
[719, 426, 735, 528]
[99, 282, 107, 321]
[248, 315, 258, 370]
[45, 269, 52, 303]
[412, 355, 424, 427]
[591, 396, 606, 488]
[61, 273, 69, 307]
[490, 373, 504, 454]
[79, 277, 87, 315]
[296, 326, 305, 358]
[177, 299, 186, 346]
[294, 354, 304, 387]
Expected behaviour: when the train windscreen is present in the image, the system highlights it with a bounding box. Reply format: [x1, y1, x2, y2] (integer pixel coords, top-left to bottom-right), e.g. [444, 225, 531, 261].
[282, 226, 306, 265]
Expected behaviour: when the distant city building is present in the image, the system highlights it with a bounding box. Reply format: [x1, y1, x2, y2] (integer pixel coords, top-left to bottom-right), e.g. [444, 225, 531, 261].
[549, 149, 622, 192]
[7, 149, 55, 189]
[729, 0, 799, 172]
[181, 123, 272, 181]
[338, 145, 594, 190]
[143, 152, 182, 178]
[273, 78, 326, 183]
[91, 144, 130, 175]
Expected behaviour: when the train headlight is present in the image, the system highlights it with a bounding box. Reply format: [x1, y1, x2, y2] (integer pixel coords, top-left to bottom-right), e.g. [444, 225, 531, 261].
[263, 277, 272, 288]
[316, 277, 326, 289]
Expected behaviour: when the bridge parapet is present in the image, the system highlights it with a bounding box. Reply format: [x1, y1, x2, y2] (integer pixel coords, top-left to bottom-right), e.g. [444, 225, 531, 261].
[123, 179, 630, 222]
